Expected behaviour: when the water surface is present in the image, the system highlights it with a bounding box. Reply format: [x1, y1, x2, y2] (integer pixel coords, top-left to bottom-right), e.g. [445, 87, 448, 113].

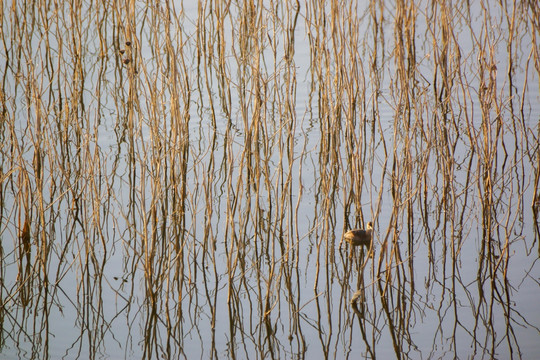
[1, 0, 539, 358]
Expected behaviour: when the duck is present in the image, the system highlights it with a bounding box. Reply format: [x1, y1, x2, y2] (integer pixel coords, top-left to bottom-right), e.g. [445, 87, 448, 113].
[343, 222, 373, 247]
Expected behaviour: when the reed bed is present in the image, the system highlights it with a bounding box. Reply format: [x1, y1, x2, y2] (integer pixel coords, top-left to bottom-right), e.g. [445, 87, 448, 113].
[1, 0, 539, 358]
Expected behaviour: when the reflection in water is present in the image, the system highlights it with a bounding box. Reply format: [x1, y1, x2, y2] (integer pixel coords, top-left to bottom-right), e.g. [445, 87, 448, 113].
[1, 0, 539, 358]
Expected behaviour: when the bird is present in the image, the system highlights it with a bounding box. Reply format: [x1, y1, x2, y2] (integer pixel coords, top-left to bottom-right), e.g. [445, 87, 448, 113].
[343, 222, 373, 247]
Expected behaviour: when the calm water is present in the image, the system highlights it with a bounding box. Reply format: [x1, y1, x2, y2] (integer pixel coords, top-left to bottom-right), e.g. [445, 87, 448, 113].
[1, 0, 539, 359]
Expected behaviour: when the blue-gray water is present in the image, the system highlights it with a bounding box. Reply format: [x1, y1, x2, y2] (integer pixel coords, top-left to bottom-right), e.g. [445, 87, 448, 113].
[1, 0, 539, 358]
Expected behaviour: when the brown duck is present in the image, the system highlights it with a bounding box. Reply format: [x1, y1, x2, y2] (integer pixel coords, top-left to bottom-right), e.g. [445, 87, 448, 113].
[343, 222, 373, 247]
